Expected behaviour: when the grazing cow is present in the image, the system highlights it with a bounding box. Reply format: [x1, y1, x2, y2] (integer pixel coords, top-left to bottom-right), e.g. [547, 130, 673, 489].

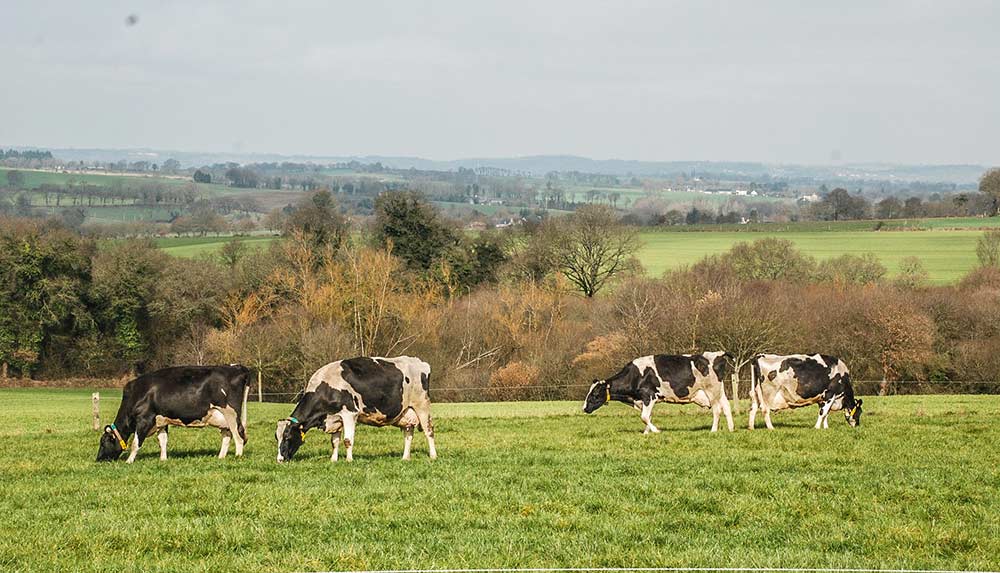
[582, 351, 735, 433]
[275, 356, 436, 462]
[96, 365, 251, 462]
[749, 353, 863, 430]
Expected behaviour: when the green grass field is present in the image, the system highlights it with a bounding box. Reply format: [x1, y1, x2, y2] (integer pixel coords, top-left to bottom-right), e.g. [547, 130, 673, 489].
[147, 226, 988, 285]
[637, 229, 985, 284]
[0, 167, 220, 192]
[154, 236, 279, 258]
[673, 217, 1000, 233]
[0, 389, 997, 571]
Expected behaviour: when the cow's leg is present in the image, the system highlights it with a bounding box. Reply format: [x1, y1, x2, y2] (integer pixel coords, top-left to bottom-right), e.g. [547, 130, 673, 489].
[720, 394, 735, 432]
[640, 398, 660, 434]
[402, 426, 414, 461]
[330, 430, 342, 462]
[341, 411, 357, 462]
[156, 427, 169, 461]
[710, 401, 721, 432]
[764, 407, 775, 430]
[218, 429, 232, 458]
[416, 409, 437, 460]
[218, 406, 245, 457]
[748, 395, 758, 430]
[127, 419, 153, 463]
[815, 401, 834, 429]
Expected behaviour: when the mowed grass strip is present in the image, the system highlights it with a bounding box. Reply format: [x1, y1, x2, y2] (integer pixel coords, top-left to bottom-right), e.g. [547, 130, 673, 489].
[1, 389, 998, 571]
[638, 229, 984, 283]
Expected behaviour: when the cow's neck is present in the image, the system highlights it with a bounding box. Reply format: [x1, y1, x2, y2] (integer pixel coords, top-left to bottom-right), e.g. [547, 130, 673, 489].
[608, 374, 639, 402]
[112, 412, 134, 438]
[289, 405, 328, 432]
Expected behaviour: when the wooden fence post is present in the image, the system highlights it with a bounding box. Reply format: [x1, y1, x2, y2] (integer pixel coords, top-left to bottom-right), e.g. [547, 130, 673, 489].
[92, 392, 100, 431]
[257, 369, 263, 403]
[730, 373, 740, 414]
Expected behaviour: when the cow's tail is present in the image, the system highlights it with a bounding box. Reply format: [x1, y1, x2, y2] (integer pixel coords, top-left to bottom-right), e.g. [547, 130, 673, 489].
[749, 356, 759, 406]
[240, 368, 251, 428]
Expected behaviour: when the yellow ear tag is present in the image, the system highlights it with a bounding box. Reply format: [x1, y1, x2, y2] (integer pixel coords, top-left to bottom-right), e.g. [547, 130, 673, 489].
[300, 431, 306, 442]
[605, 387, 611, 403]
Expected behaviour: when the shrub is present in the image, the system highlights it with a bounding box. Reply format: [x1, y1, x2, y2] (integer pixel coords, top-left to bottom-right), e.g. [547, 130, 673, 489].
[487, 361, 541, 401]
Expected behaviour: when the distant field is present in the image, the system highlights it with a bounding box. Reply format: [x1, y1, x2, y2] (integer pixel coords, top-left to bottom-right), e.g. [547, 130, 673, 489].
[146, 222, 989, 285]
[563, 186, 791, 207]
[2, 168, 307, 216]
[0, 167, 217, 191]
[155, 235, 279, 258]
[638, 228, 984, 283]
[433, 201, 572, 216]
[675, 216, 1000, 233]
[1, 389, 998, 571]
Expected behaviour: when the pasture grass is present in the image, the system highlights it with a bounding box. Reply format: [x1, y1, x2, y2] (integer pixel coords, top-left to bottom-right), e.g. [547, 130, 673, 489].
[0, 389, 997, 572]
[155, 236, 279, 258]
[637, 229, 984, 283]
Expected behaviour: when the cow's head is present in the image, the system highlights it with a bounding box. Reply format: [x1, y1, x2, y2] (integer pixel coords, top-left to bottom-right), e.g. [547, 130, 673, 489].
[96, 424, 127, 462]
[583, 380, 611, 413]
[275, 418, 306, 462]
[845, 398, 864, 427]
[711, 352, 734, 380]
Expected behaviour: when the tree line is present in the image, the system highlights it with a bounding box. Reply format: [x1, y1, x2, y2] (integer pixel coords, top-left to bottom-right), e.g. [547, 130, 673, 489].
[2, 190, 1000, 399]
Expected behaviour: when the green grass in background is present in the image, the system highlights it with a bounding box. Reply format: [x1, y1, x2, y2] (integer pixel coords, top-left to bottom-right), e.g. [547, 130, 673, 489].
[637, 229, 984, 283]
[154, 236, 279, 258]
[1, 389, 997, 571]
[147, 227, 988, 285]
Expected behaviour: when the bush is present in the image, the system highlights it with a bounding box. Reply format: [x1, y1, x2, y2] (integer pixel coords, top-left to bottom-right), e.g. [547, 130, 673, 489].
[815, 253, 886, 284]
[976, 229, 1000, 267]
[487, 361, 541, 401]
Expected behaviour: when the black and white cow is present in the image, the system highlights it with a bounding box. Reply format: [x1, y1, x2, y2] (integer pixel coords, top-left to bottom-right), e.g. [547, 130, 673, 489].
[96, 365, 251, 462]
[749, 353, 863, 430]
[275, 356, 436, 462]
[582, 351, 735, 433]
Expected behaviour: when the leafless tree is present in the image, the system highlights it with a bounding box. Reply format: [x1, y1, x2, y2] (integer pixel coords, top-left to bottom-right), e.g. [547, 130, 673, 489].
[551, 204, 640, 297]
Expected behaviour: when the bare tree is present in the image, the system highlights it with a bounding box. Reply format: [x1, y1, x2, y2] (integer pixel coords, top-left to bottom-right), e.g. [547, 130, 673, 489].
[700, 289, 786, 412]
[551, 204, 640, 297]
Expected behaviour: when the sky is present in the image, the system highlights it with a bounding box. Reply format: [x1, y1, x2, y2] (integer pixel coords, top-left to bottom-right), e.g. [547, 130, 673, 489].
[3, 0, 998, 165]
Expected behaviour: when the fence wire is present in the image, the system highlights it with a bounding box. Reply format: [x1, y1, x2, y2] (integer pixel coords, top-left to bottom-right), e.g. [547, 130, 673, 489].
[4, 380, 1000, 404]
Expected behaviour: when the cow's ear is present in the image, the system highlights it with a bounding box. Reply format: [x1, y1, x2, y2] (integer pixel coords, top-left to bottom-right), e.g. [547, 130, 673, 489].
[104, 425, 113, 433]
[856, 399, 863, 407]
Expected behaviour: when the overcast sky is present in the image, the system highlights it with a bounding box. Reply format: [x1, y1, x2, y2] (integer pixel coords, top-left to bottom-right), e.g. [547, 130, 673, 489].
[3, 1, 998, 165]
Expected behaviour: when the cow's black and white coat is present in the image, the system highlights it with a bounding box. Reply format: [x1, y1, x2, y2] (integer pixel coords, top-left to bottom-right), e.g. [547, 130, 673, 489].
[583, 351, 735, 433]
[749, 353, 863, 430]
[275, 356, 436, 462]
[96, 365, 251, 462]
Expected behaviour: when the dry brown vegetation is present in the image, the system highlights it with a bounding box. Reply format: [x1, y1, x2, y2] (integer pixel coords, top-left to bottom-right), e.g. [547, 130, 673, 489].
[5, 207, 1000, 401]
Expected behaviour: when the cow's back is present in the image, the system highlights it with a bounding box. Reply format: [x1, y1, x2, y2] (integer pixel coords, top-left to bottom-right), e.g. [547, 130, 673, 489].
[122, 366, 249, 423]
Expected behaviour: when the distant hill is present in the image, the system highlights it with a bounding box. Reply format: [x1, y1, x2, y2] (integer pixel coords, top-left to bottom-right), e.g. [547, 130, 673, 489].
[21, 147, 991, 185]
